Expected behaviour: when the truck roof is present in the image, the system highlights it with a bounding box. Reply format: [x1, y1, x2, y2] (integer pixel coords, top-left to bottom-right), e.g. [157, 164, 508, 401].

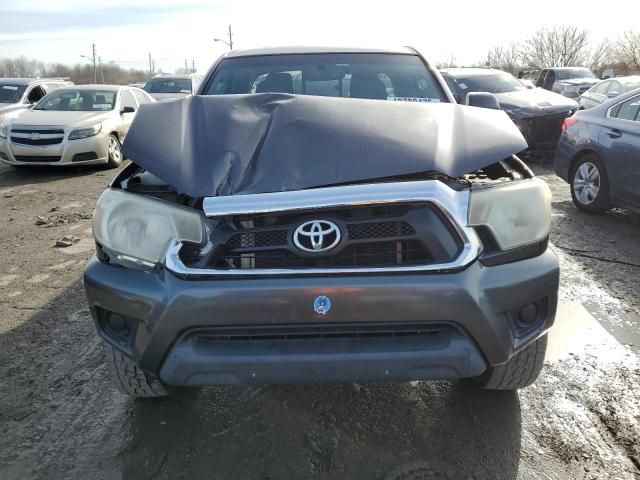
[224, 46, 417, 58]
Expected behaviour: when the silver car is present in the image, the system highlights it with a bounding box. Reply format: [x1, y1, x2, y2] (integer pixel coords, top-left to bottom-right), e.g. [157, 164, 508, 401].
[578, 75, 640, 109]
[0, 85, 154, 168]
[143, 74, 202, 101]
[0, 78, 72, 124]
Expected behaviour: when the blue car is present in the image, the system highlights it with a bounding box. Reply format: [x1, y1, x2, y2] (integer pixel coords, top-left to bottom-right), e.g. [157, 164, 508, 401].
[555, 88, 640, 214]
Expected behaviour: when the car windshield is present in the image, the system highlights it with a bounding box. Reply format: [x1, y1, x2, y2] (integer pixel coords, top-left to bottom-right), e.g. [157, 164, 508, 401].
[450, 73, 527, 94]
[556, 68, 596, 80]
[202, 53, 448, 102]
[0, 84, 27, 103]
[144, 78, 192, 94]
[34, 89, 117, 111]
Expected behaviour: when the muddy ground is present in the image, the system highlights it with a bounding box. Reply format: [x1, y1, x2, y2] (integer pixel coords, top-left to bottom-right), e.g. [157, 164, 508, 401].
[0, 162, 638, 480]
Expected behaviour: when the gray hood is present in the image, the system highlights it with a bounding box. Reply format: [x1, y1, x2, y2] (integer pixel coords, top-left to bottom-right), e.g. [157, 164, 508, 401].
[122, 93, 528, 197]
[496, 87, 578, 117]
[557, 78, 599, 87]
[149, 92, 190, 101]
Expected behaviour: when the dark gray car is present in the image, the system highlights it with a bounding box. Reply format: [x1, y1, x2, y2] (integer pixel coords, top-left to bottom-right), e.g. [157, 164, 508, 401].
[555, 88, 640, 214]
[441, 68, 577, 153]
[578, 76, 640, 110]
[83, 47, 558, 398]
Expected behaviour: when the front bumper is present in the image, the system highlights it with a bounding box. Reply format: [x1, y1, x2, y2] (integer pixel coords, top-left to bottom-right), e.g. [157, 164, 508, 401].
[0, 132, 109, 166]
[84, 249, 559, 386]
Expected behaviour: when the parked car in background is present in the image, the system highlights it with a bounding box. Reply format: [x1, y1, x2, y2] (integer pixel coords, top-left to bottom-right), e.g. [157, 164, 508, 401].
[441, 68, 577, 153]
[535, 67, 599, 99]
[85, 46, 558, 399]
[0, 78, 72, 124]
[0, 85, 154, 168]
[555, 88, 640, 214]
[143, 74, 202, 101]
[578, 76, 640, 109]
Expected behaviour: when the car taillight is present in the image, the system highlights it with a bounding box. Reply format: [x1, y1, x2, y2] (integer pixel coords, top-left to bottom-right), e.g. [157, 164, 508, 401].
[561, 117, 578, 132]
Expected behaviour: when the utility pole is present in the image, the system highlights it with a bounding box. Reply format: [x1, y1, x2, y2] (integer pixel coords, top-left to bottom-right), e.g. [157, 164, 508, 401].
[214, 24, 234, 50]
[191, 59, 195, 73]
[184, 58, 188, 73]
[148, 53, 153, 78]
[98, 56, 104, 83]
[80, 43, 97, 83]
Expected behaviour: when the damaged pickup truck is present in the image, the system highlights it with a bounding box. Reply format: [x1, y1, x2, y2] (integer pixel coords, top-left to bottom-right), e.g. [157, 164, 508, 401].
[84, 47, 559, 398]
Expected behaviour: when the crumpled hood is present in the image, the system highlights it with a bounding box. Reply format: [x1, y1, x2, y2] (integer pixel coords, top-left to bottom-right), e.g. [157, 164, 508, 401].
[122, 93, 528, 197]
[557, 78, 599, 87]
[496, 88, 578, 117]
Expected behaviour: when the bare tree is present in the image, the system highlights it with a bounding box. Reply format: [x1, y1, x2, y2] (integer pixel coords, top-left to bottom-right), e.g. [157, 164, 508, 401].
[521, 25, 590, 68]
[615, 31, 640, 72]
[435, 53, 458, 69]
[588, 38, 613, 76]
[483, 43, 522, 75]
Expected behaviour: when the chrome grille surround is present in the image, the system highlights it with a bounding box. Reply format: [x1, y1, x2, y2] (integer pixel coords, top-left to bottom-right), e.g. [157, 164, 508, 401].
[165, 180, 481, 276]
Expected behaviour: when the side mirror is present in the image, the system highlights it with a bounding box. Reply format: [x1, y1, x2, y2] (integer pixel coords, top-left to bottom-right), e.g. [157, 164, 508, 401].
[121, 106, 136, 114]
[607, 91, 620, 99]
[465, 92, 501, 110]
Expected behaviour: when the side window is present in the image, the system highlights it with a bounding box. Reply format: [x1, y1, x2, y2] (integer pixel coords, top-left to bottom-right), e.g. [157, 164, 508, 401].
[120, 90, 137, 109]
[133, 90, 151, 105]
[27, 85, 46, 104]
[613, 96, 640, 122]
[607, 81, 623, 96]
[591, 81, 609, 94]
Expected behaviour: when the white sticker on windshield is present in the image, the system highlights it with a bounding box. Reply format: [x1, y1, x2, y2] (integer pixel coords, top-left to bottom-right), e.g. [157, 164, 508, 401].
[458, 83, 468, 90]
[391, 97, 440, 103]
[2, 86, 18, 90]
[93, 104, 111, 109]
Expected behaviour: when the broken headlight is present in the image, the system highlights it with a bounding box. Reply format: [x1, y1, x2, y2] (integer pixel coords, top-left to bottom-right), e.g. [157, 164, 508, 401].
[468, 178, 551, 251]
[93, 188, 204, 267]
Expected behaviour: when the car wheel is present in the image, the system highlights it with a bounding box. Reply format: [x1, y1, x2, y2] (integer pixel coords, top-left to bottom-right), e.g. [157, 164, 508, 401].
[570, 154, 610, 213]
[109, 347, 171, 399]
[473, 334, 547, 390]
[106, 134, 123, 169]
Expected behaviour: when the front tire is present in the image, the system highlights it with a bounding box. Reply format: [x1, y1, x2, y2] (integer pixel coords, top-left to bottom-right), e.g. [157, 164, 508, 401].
[570, 154, 610, 213]
[109, 347, 171, 399]
[105, 134, 123, 169]
[474, 334, 547, 390]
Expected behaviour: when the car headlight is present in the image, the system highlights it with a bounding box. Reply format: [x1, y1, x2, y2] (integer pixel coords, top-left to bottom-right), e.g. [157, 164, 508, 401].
[563, 86, 580, 93]
[468, 178, 551, 251]
[68, 123, 102, 140]
[0, 124, 7, 139]
[93, 188, 204, 266]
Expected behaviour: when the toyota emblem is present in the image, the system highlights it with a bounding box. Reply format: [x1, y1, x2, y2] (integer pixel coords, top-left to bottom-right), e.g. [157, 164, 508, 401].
[293, 220, 341, 253]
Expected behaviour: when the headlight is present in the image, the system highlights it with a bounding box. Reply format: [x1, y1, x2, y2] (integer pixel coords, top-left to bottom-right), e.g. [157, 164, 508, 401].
[0, 124, 7, 139]
[563, 86, 580, 93]
[468, 178, 551, 251]
[68, 123, 102, 140]
[93, 188, 204, 266]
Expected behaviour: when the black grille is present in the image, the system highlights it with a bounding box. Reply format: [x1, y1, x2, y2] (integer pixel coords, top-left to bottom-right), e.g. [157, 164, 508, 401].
[14, 155, 61, 162]
[10, 136, 63, 146]
[347, 221, 414, 240]
[227, 229, 289, 249]
[194, 323, 448, 342]
[529, 112, 572, 148]
[216, 240, 428, 269]
[72, 152, 99, 162]
[11, 128, 64, 134]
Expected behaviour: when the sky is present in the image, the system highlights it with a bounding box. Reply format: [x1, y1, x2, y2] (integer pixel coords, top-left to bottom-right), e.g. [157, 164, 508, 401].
[1, 0, 639, 74]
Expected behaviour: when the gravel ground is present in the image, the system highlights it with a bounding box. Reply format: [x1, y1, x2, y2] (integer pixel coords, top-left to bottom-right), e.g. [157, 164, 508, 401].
[0, 162, 638, 480]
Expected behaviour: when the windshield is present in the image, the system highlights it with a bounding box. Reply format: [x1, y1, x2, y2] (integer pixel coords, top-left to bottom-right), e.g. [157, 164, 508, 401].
[0, 84, 27, 103]
[144, 78, 192, 94]
[202, 53, 448, 102]
[34, 89, 117, 111]
[556, 68, 596, 80]
[448, 73, 527, 95]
